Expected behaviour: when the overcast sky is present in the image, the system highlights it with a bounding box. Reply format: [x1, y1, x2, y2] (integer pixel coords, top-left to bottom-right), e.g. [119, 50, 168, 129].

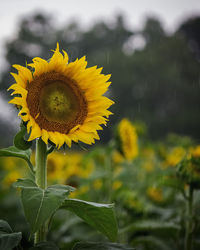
[0, 0, 200, 122]
[1, 0, 200, 41]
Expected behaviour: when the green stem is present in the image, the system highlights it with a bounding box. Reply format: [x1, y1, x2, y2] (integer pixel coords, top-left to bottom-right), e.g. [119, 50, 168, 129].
[106, 153, 113, 203]
[185, 185, 194, 250]
[34, 138, 48, 244]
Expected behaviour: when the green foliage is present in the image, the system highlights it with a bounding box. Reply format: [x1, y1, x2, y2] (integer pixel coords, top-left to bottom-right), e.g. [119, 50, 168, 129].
[0, 220, 22, 250]
[131, 236, 172, 250]
[72, 242, 134, 250]
[14, 178, 74, 235]
[62, 199, 118, 241]
[177, 157, 200, 189]
[29, 241, 59, 250]
[160, 176, 185, 192]
[120, 220, 180, 236]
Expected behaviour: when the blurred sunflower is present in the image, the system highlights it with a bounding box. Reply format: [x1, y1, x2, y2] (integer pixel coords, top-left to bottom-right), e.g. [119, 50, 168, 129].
[190, 145, 200, 158]
[117, 118, 138, 161]
[147, 187, 163, 203]
[164, 146, 186, 168]
[8, 43, 114, 148]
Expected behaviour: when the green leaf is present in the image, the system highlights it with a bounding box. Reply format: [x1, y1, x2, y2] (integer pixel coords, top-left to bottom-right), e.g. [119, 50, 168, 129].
[72, 242, 134, 250]
[160, 177, 184, 191]
[0, 220, 22, 250]
[29, 241, 59, 250]
[0, 232, 22, 250]
[13, 178, 38, 188]
[14, 125, 32, 150]
[0, 146, 34, 174]
[62, 199, 118, 241]
[0, 220, 12, 233]
[120, 220, 180, 236]
[17, 180, 73, 235]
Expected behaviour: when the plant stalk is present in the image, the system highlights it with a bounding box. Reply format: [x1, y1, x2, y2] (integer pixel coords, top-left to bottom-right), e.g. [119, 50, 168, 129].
[34, 138, 48, 244]
[185, 185, 194, 250]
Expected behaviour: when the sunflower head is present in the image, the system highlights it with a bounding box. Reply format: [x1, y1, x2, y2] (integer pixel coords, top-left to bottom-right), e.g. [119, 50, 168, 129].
[8, 43, 114, 148]
[116, 118, 138, 161]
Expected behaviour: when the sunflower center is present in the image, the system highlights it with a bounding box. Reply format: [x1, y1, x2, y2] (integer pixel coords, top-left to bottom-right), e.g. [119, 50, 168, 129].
[26, 71, 87, 134]
[39, 81, 79, 123]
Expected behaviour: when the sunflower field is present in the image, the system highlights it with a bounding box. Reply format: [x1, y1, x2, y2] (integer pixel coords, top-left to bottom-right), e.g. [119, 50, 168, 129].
[0, 8, 200, 250]
[1, 114, 200, 249]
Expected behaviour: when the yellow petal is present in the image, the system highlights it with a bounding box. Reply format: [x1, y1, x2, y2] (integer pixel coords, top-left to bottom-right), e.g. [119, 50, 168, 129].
[41, 129, 49, 144]
[28, 123, 42, 141]
[8, 97, 25, 106]
[10, 73, 26, 88]
[12, 64, 33, 83]
[64, 135, 72, 148]
[29, 57, 48, 76]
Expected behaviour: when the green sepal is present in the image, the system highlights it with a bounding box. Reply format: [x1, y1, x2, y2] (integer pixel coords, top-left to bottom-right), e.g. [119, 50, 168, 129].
[14, 124, 32, 150]
[61, 198, 118, 241]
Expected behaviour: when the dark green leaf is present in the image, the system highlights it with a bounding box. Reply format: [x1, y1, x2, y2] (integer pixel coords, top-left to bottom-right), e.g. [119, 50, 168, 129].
[0, 146, 34, 173]
[0, 220, 12, 234]
[62, 199, 118, 241]
[29, 241, 59, 250]
[17, 181, 73, 234]
[131, 236, 172, 250]
[0, 232, 22, 250]
[0, 220, 21, 250]
[120, 220, 180, 236]
[72, 242, 134, 250]
[14, 125, 32, 150]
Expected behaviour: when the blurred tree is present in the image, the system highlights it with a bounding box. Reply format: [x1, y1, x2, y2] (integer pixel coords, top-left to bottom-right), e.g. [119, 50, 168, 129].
[0, 13, 57, 92]
[178, 16, 200, 59]
[142, 17, 165, 45]
[108, 17, 200, 139]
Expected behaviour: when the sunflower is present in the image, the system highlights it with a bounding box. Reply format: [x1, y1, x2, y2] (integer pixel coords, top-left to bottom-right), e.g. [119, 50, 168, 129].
[118, 118, 138, 161]
[147, 187, 163, 203]
[8, 43, 114, 148]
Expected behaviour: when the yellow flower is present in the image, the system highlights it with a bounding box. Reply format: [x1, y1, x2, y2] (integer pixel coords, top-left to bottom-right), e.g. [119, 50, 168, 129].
[190, 145, 200, 158]
[164, 147, 186, 167]
[112, 180, 122, 190]
[45, 151, 94, 184]
[69, 185, 89, 198]
[2, 171, 22, 188]
[112, 151, 124, 164]
[2, 158, 18, 170]
[147, 187, 163, 202]
[93, 179, 103, 190]
[143, 161, 154, 172]
[118, 118, 138, 161]
[47, 152, 65, 182]
[8, 43, 114, 148]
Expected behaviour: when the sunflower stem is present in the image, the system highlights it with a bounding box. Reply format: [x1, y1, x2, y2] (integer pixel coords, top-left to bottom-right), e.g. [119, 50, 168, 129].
[34, 138, 48, 244]
[185, 185, 194, 250]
